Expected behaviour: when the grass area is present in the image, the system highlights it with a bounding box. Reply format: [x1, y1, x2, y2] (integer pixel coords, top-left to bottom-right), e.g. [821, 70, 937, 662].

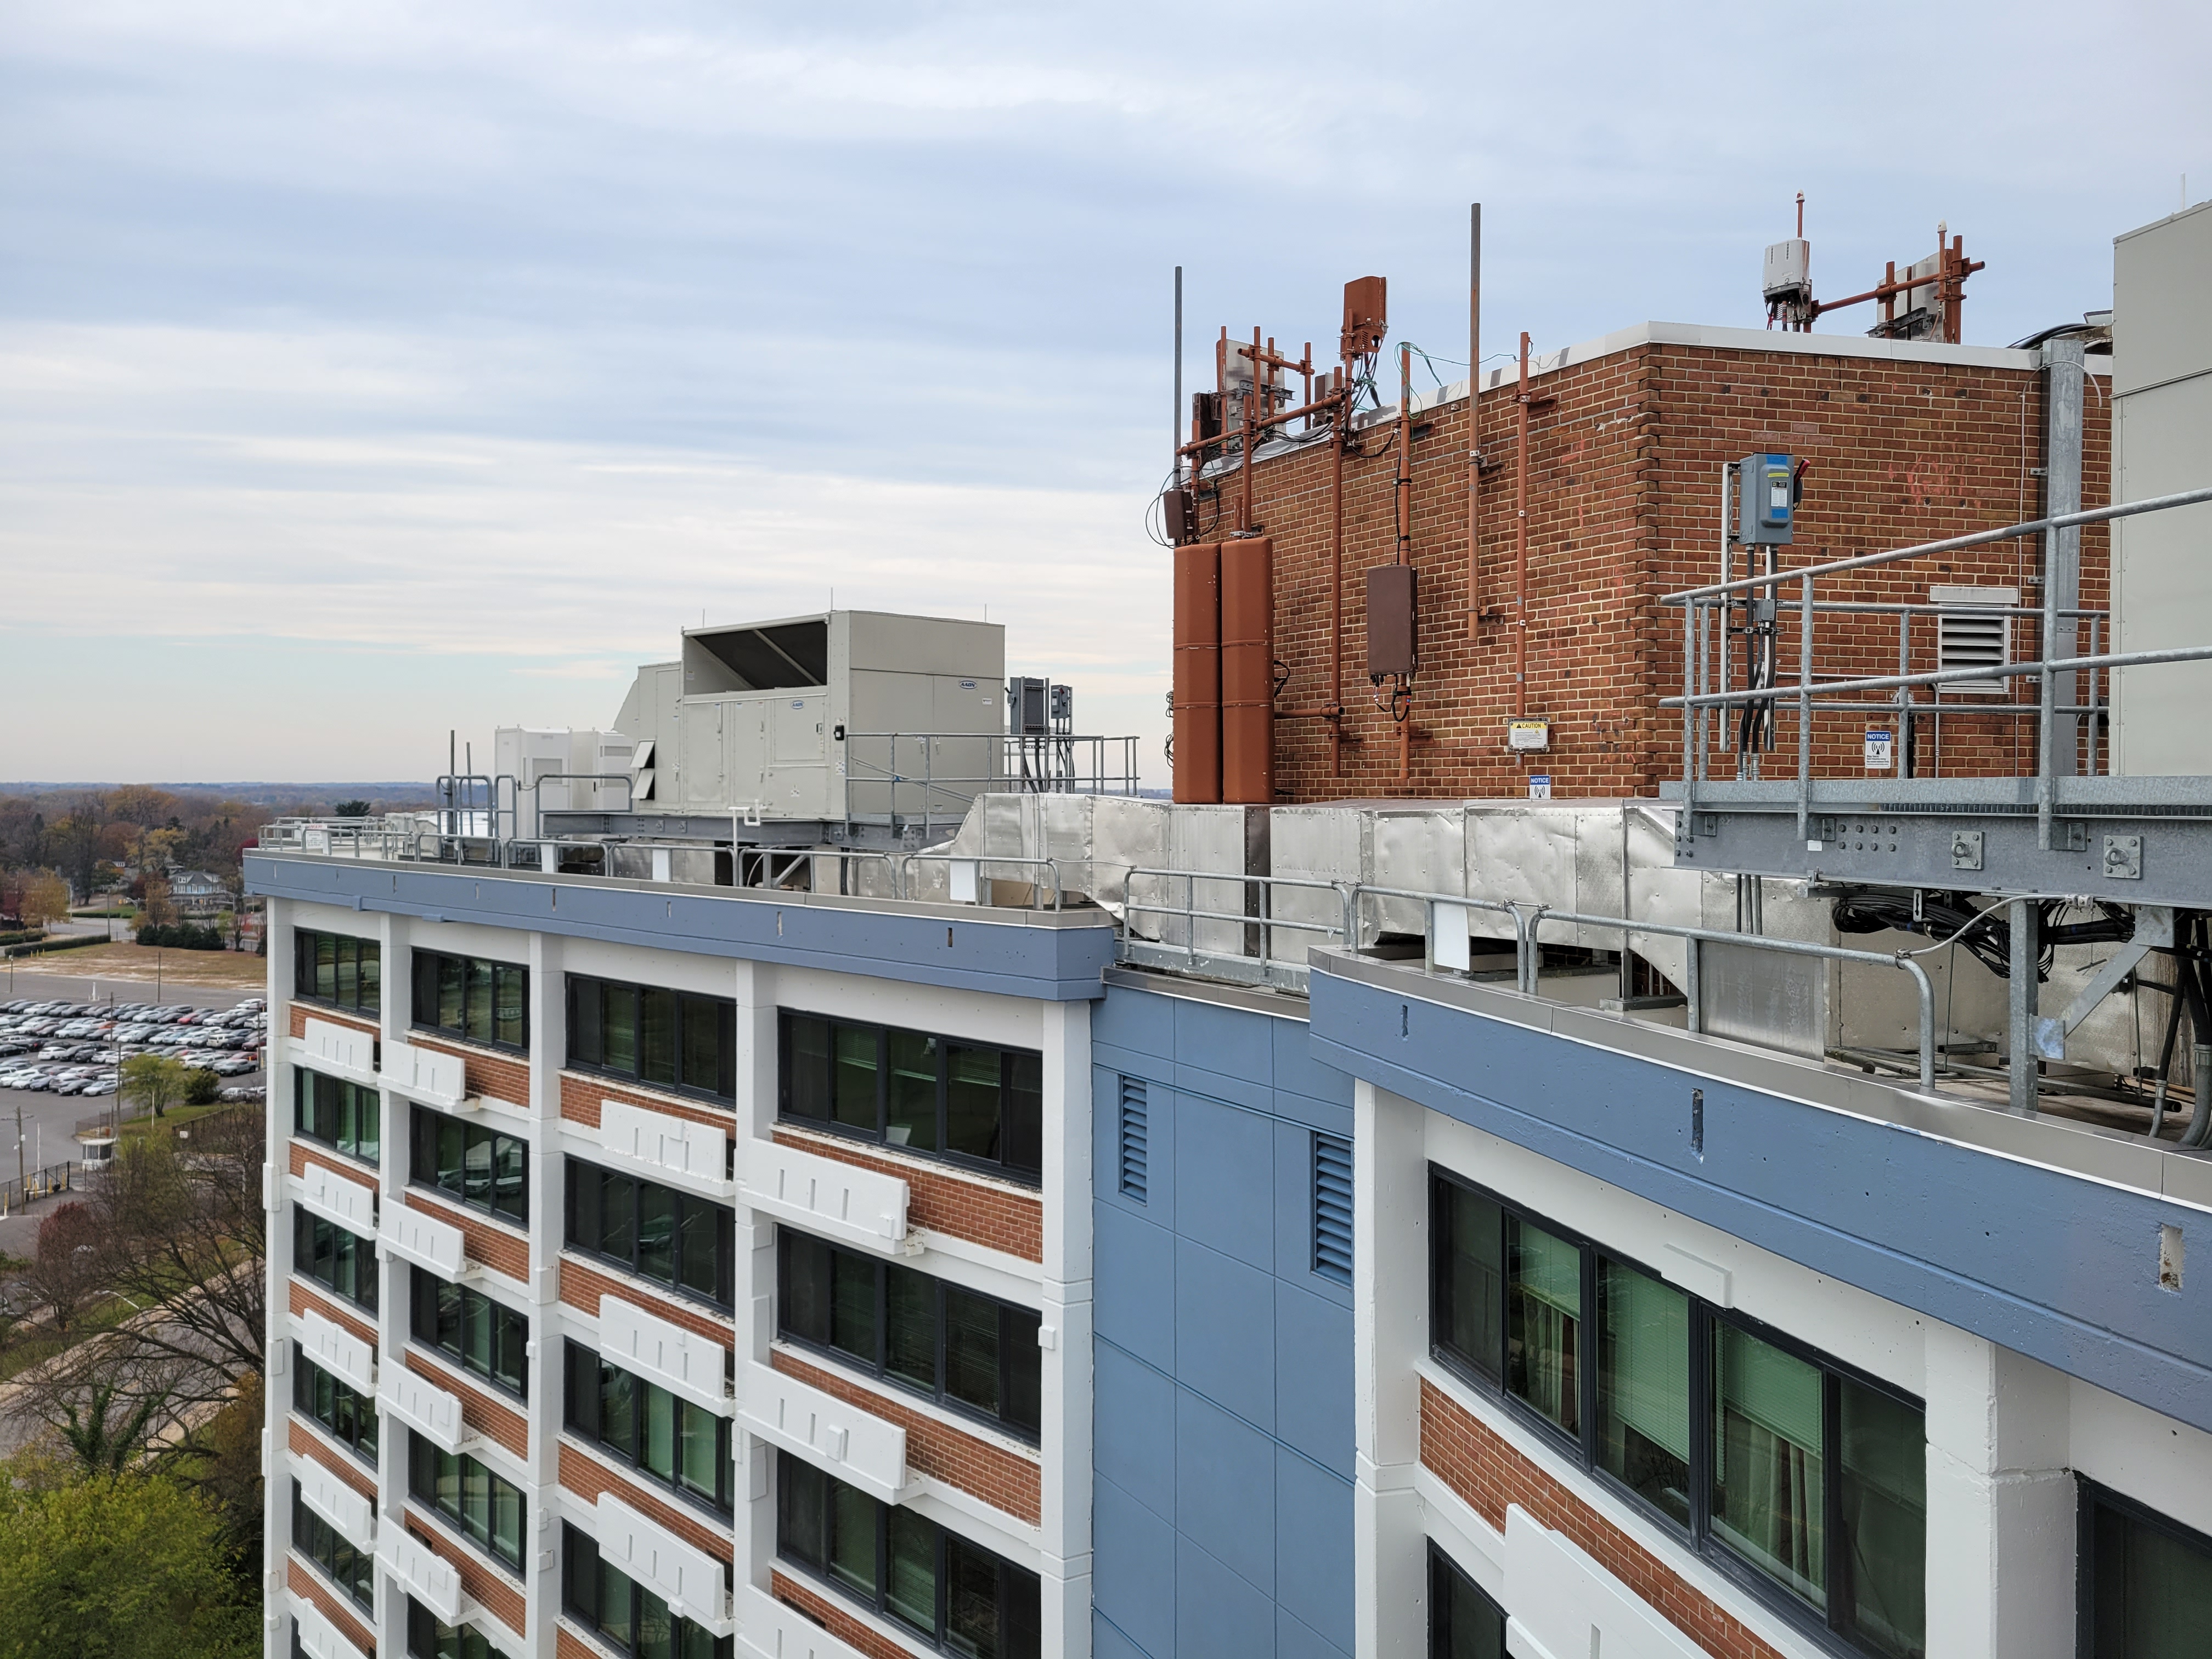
[113, 1102, 239, 1147]
[1, 941, 268, 990]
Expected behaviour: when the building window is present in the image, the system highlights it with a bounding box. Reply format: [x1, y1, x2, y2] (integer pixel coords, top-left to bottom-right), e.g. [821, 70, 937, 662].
[294, 1341, 379, 1465]
[2080, 1480, 2212, 1657]
[294, 1209, 379, 1313]
[1312, 1131, 1353, 1285]
[407, 1596, 511, 1659]
[407, 1432, 526, 1572]
[561, 1521, 731, 1659]
[563, 1158, 735, 1310]
[778, 1011, 1043, 1186]
[562, 1340, 733, 1514]
[411, 1268, 529, 1400]
[409, 1104, 528, 1224]
[1428, 1542, 1505, 1658]
[291, 1479, 374, 1611]
[1116, 1077, 1148, 1203]
[411, 949, 528, 1052]
[775, 1451, 1040, 1657]
[296, 928, 381, 1015]
[777, 1231, 1041, 1442]
[295, 1067, 380, 1165]
[568, 975, 736, 1103]
[1426, 1165, 1926, 1659]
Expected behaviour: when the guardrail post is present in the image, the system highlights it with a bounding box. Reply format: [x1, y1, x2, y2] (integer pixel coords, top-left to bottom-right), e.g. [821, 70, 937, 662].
[1685, 936, 1702, 1034]
[1797, 572, 1813, 840]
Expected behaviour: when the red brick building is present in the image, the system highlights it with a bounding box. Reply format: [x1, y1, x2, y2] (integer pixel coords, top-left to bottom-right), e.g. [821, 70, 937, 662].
[1183, 320, 2109, 802]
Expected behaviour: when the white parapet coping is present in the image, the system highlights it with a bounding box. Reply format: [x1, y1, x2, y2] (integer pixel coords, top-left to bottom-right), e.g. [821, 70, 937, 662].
[601, 1098, 735, 1198]
[595, 1490, 733, 1635]
[739, 1137, 913, 1257]
[294, 1164, 377, 1237]
[296, 1306, 377, 1395]
[738, 1358, 909, 1505]
[376, 1367, 474, 1455]
[599, 1293, 733, 1416]
[376, 1526, 462, 1622]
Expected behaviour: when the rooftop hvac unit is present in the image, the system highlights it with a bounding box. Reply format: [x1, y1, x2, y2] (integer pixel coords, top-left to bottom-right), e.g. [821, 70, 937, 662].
[1931, 585, 2017, 696]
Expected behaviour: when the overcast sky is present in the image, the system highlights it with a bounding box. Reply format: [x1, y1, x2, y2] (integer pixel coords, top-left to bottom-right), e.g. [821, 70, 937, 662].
[3, 1, 2207, 785]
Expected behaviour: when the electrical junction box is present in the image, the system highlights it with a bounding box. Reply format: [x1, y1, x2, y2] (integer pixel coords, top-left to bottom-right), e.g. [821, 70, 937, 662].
[1508, 719, 1551, 751]
[1763, 239, 1811, 302]
[1737, 453, 1795, 545]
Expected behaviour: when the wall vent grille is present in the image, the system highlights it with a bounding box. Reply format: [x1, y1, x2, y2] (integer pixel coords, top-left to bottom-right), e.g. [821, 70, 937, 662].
[1312, 1131, 1353, 1284]
[1118, 1077, 1149, 1203]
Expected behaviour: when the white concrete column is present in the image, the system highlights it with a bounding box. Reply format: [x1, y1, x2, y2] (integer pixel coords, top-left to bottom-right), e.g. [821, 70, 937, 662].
[731, 957, 780, 1602]
[1922, 1323, 2074, 1659]
[1039, 997, 1094, 1659]
[523, 927, 565, 1658]
[262, 899, 294, 1659]
[1354, 1082, 1430, 1659]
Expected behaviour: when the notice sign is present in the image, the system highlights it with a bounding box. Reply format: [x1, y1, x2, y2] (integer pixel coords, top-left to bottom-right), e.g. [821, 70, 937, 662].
[1508, 719, 1551, 751]
[1864, 728, 1895, 771]
[1528, 775, 1553, 800]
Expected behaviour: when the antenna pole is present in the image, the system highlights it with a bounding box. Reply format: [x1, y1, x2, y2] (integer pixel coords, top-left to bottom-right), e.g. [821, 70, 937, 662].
[1173, 267, 1184, 487]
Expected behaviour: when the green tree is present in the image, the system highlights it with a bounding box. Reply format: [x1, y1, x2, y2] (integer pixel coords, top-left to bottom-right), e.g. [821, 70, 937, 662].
[120, 1053, 187, 1121]
[332, 798, 373, 817]
[182, 1068, 221, 1106]
[0, 1472, 257, 1659]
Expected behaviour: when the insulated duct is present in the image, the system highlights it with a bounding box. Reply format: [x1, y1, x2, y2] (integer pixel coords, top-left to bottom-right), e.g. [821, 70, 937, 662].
[1221, 537, 1276, 805]
[1173, 543, 1222, 803]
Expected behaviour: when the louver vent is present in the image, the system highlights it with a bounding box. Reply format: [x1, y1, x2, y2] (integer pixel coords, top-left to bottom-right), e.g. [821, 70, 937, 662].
[1312, 1132, 1353, 1284]
[1118, 1077, 1149, 1203]
[1932, 585, 2017, 696]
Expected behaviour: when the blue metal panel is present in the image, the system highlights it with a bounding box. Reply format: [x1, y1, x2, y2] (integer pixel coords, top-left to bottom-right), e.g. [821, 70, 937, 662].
[1095, 1475, 1177, 1658]
[1093, 1607, 1156, 1659]
[1172, 1237, 1277, 1432]
[1174, 1536, 1277, 1659]
[1277, 1607, 1354, 1659]
[1095, 1338, 1176, 1521]
[1096, 1204, 1176, 1373]
[1175, 1389, 1277, 1594]
[1094, 986, 1178, 1059]
[245, 855, 1114, 1001]
[1173, 998, 1276, 1090]
[1173, 1096, 1275, 1273]
[1274, 1448, 1356, 1654]
[1274, 1281, 1355, 1479]
[1093, 1036, 1176, 1092]
[1274, 1017, 1356, 1109]
[1309, 964, 2212, 1434]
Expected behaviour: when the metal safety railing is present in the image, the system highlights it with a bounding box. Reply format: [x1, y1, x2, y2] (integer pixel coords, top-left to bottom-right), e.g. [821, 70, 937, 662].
[845, 733, 1143, 839]
[896, 854, 1066, 912]
[1664, 484, 2212, 847]
[1120, 870, 1351, 991]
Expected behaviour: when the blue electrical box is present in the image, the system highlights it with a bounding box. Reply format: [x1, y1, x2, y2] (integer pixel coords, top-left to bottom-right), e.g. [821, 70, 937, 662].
[1736, 452, 1796, 544]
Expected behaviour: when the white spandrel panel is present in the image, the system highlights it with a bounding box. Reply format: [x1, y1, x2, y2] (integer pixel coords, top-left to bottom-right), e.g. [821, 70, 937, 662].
[601, 1099, 733, 1197]
[376, 1367, 472, 1454]
[735, 1583, 873, 1659]
[738, 1359, 909, 1505]
[594, 1491, 732, 1634]
[738, 1137, 910, 1255]
[294, 1164, 377, 1236]
[296, 1306, 376, 1395]
[291, 1598, 370, 1659]
[381, 1203, 470, 1279]
[297, 1017, 378, 1085]
[383, 1039, 469, 1110]
[296, 1458, 375, 1550]
[376, 1527, 461, 1622]
[598, 1294, 732, 1415]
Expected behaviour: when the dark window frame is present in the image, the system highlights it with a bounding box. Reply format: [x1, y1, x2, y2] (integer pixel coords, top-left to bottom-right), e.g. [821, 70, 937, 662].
[1426, 1163, 1926, 1659]
[566, 973, 737, 1104]
[410, 947, 529, 1053]
[561, 1521, 732, 1659]
[410, 1267, 530, 1401]
[1427, 1540, 1506, 1657]
[777, 1010, 1044, 1187]
[295, 927, 382, 1016]
[293, 1341, 379, 1466]
[775, 1229, 1042, 1443]
[561, 1339, 735, 1515]
[2075, 1474, 2212, 1658]
[291, 1477, 375, 1611]
[773, 1450, 1041, 1658]
[562, 1156, 736, 1312]
[407, 1594, 511, 1659]
[406, 1430, 527, 1575]
[294, 1207, 379, 1313]
[408, 1103, 529, 1226]
[295, 1065, 381, 1166]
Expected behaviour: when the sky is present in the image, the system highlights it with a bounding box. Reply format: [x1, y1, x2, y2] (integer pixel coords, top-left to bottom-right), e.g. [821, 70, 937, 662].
[2, 1, 2208, 785]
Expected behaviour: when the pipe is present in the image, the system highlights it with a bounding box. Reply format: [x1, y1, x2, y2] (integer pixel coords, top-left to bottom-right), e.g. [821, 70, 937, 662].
[1516, 332, 1531, 718]
[2181, 917, 2212, 1147]
[1171, 544, 1222, 802]
[1467, 203, 1482, 639]
[2149, 970, 2185, 1138]
[1243, 326, 1260, 531]
[1221, 538, 1275, 804]
[1172, 266, 1183, 489]
[1331, 365, 1346, 776]
[1397, 343, 1414, 779]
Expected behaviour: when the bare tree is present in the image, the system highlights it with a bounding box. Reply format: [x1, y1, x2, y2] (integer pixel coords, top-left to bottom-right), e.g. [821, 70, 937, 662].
[19, 1201, 106, 1338]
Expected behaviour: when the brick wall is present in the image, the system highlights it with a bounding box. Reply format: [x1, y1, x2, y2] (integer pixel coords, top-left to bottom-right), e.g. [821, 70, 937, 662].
[403, 1189, 531, 1283]
[287, 1556, 378, 1656]
[771, 1347, 1042, 1526]
[1420, 1375, 1787, 1659]
[290, 1140, 378, 1191]
[556, 1257, 737, 1346]
[289, 1005, 378, 1041]
[556, 1627, 599, 1659]
[770, 1126, 1044, 1263]
[772, 1569, 912, 1659]
[289, 1280, 377, 1349]
[413, 1033, 531, 1106]
[556, 1442, 732, 1560]
[1214, 340, 2109, 801]
[560, 1070, 737, 1134]
[407, 1511, 527, 1638]
[405, 1349, 530, 1459]
[287, 1420, 377, 1501]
